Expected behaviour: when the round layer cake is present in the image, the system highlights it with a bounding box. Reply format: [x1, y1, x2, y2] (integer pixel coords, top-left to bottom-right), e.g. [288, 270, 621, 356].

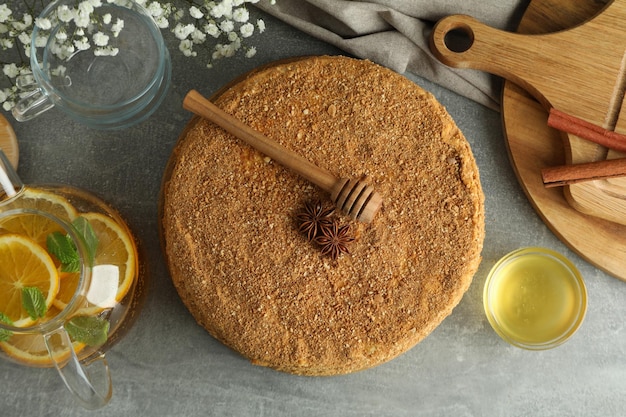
[161, 56, 485, 375]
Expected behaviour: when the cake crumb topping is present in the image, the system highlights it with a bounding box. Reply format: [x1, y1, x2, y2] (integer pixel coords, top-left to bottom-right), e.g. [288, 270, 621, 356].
[162, 56, 485, 375]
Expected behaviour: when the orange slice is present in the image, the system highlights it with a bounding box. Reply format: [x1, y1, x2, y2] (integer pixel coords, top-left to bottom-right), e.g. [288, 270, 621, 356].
[0, 188, 78, 247]
[0, 308, 85, 367]
[0, 234, 60, 327]
[52, 271, 82, 312]
[4, 188, 78, 221]
[53, 213, 136, 313]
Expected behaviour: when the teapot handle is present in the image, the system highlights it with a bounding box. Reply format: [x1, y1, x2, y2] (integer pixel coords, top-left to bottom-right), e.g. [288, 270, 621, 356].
[44, 327, 112, 409]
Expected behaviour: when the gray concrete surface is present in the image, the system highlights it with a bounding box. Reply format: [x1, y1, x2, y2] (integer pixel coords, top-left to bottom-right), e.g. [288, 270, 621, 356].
[2, 6, 625, 417]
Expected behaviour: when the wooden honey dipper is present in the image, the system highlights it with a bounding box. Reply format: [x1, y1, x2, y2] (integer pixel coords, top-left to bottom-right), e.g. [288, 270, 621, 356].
[183, 90, 383, 223]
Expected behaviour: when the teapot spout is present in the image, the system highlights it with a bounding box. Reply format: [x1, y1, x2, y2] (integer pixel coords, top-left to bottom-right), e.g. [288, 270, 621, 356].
[0, 150, 23, 202]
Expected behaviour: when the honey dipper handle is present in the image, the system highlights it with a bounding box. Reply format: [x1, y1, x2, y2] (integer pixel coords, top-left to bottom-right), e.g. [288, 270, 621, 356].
[183, 90, 338, 192]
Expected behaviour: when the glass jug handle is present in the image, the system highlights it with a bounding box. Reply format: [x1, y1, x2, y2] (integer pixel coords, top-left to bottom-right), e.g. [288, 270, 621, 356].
[0, 149, 24, 203]
[44, 327, 112, 409]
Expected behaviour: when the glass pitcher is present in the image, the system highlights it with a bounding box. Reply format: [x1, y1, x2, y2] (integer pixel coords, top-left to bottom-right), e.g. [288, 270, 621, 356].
[0, 150, 146, 409]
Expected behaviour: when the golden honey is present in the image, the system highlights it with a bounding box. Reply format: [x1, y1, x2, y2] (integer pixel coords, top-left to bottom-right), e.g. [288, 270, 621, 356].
[483, 247, 587, 349]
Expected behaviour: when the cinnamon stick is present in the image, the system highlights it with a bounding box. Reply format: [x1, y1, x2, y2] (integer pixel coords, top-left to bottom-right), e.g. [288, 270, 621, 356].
[547, 108, 626, 153]
[542, 158, 626, 187]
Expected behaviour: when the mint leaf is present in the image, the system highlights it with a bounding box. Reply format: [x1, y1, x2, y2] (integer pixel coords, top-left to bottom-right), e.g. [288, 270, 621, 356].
[46, 216, 99, 272]
[65, 316, 109, 347]
[73, 217, 99, 267]
[47, 231, 80, 273]
[0, 312, 13, 325]
[21, 287, 46, 320]
[0, 312, 13, 342]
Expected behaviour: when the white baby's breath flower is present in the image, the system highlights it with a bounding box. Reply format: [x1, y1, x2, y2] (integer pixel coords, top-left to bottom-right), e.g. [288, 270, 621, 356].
[22, 14, 33, 26]
[95, 46, 119, 56]
[240, 22, 254, 38]
[111, 18, 124, 36]
[189, 6, 204, 19]
[154, 16, 169, 29]
[212, 49, 222, 61]
[173, 22, 195, 40]
[147, 2, 164, 18]
[245, 46, 256, 58]
[78, 1, 95, 16]
[102, 13, 112, 24]
[3, 64, 19, 78]
[34, 34, 48, 48]
[224, 43, 238, 57]
[55, 29, 68, 41]
[215, 38, 240, 59]
[0, 4, 12, 23]
[173, 9, 185, 21]
[257, 19, 265, 33]
[0, 38, 14, 49]
[35, 18, 52, 31]
[74, 10, 91, 28]
[93, 31, 110, 46]
[178, 39, 196, 57]
[219, 20, 234, 33]
[52, 43, 75, 60]
[13, 12, 33, 31]
[56, 5, 75, 22]
[211, 2, 233, 19]
[74, 37, 91, 51]
[232, 7, 249, 23]
[191, 29, 206, 44]
[50, 65, 67, 77]
[204, 23, 220, 38]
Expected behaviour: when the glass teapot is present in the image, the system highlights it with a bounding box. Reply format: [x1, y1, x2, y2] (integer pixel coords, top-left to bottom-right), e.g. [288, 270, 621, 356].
[0, 150, 146, 409]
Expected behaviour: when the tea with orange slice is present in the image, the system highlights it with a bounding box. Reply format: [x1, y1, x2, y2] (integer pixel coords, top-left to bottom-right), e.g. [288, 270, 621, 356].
[0, 147, 145, 408]
[0, 185, 145, 368]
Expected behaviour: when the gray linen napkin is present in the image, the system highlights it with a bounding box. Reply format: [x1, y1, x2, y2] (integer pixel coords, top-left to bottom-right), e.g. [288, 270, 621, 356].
[255, 0, 530, 110]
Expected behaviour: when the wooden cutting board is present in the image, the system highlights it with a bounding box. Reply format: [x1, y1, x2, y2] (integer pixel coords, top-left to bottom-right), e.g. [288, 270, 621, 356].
[432, 0, 626, 281]
[0, 114, 19, 169]
[430, 0, 626, 226]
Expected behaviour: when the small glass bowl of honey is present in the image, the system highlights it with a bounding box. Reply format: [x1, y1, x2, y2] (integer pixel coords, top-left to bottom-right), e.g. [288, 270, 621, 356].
[483, 247, 587, 350]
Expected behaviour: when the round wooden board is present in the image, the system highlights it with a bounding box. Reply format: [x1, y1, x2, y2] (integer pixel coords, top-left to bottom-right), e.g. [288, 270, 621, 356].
[0, 114, 19, 168]
[502, 0, 626, 281]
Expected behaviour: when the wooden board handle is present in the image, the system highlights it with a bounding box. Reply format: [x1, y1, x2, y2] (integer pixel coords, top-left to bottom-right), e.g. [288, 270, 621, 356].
[429, 15, 550, 107]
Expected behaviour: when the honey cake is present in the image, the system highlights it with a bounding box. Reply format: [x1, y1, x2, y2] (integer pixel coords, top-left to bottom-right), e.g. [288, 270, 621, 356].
[161, 55, 485, 375]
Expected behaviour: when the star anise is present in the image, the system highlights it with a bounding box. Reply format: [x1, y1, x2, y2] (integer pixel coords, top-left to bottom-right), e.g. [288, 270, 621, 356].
[314, 220, 355, 260]
[296, 199, 335, 241]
